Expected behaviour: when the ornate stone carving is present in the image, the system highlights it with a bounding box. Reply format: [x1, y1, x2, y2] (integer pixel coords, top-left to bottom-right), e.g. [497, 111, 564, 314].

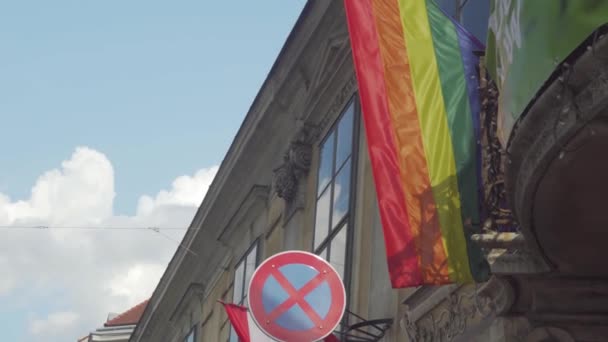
[402, 291, 479, 342]
[273, 123, 320, 202]
[318, 75, 358, 131]
[401, 277, 515, 342]
[273, 163, 298, 202]
[274, 74, 355, 203]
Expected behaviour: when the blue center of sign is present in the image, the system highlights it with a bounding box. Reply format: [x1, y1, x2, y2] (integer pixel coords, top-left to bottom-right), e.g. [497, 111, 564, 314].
[261, 263, 331, 331]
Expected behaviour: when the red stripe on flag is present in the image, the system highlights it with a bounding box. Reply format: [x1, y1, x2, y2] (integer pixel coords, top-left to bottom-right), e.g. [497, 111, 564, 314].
[222, 303, 250, 342]
[344, 0, 423, 286]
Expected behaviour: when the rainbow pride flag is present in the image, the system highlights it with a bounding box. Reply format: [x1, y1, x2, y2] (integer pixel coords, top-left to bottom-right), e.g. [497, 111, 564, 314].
[344, 0, 488, 287]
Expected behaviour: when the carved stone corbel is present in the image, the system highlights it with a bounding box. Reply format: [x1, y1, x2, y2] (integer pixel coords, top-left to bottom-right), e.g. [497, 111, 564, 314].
[273, 163, 297, 202]
[272, 123, 320, 203]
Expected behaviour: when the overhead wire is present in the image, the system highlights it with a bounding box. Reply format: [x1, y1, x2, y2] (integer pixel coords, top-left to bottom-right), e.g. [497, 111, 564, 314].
[0, 224, 201, 257]
[0, 225, 192, 230]
[148, 227, 199, 257]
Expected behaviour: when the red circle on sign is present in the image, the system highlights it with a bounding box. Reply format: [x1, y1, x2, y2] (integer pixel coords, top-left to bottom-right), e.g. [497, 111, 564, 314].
[248, 251, 346, 342]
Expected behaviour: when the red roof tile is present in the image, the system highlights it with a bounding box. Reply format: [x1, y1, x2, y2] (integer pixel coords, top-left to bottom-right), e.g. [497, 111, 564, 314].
[104, 299, 149, 327]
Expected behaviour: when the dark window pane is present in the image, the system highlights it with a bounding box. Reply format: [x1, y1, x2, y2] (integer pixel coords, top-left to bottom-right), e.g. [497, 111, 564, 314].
[318, 131, 335, 194]
[336, 103, 354, 170]
[330, 226, 348, 280]
[232, 262, 244, 303]
[314, 187, 331, 249]
[332, 160, 351, 228]
[244, 245, 257, 298]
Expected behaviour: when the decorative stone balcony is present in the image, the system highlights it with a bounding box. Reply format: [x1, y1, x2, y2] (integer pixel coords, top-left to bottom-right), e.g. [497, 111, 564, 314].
[399, 34, 608, 341]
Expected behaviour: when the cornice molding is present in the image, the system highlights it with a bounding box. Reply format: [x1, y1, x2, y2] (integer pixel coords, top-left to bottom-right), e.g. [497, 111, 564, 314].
[168, 283, 205, 323]
[216, 185, 270, 245]
[202, 253, 233, 302]
[318, 74, 358, 133]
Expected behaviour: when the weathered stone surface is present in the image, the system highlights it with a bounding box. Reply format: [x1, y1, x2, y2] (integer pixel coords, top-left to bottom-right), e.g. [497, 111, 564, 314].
[524, 327, 575, 342]
[510, 277, 608, 341]
[506, 32, 608, 277]
[472, 232, 550, 274]
[401, 277, 516, 342]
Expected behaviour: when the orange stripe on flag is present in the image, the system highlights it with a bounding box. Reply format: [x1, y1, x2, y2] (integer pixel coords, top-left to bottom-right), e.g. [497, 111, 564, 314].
[370, 0, 449, 284]
[344, 0, 423, 286]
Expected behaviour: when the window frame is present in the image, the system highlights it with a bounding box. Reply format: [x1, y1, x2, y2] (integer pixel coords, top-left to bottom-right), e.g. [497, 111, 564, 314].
[312, 95, 360, 301]
[229, 240, 260, 342]
[231, 240, 260, 306]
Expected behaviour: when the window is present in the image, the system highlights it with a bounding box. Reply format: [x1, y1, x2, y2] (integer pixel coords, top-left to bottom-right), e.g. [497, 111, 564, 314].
[229, 242, 259, 342]
[232, 242, 258, 306]
[314, 99, 357, 282]
[184, 326, 196, 342]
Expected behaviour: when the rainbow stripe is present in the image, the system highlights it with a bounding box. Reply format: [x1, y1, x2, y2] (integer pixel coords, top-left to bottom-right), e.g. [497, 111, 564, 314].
[344, 0, 488, 287]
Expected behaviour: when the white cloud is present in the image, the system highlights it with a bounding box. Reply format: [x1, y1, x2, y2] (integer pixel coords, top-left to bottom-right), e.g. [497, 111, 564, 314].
[0, 255, 15, 295]
[0, 147, 218, 341]
[0, 147, 115, 226]
[30, 311, 80, 336]
[107, 263, 166, 306]
[137, 168, 217, 216]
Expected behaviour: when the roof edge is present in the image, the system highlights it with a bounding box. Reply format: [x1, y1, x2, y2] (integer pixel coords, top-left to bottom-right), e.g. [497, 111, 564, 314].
[130, 2, 315, 340]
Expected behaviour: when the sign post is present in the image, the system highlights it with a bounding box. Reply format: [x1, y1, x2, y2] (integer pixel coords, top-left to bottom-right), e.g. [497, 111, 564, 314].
[247, 251, 346, 342]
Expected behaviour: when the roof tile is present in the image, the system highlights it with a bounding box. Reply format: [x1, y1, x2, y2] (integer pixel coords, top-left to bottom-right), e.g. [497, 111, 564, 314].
[104, 299, 149, 327]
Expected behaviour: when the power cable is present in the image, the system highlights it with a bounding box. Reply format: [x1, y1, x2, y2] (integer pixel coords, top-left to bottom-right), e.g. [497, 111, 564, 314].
[147, 227, 199, 257]
[0, 224, 201, 257]
[0, 225, 192, 230]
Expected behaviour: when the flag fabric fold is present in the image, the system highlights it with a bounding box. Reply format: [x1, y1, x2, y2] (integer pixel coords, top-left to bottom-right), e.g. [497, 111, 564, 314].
[221, 302, 341, 342]
[222, 303, 274, 342]
[344, 0, 488, 288]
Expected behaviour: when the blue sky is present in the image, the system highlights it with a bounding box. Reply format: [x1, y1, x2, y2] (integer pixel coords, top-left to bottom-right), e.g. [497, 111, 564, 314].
[0, 0, 305, 215]
[0, 1, 304, 341]
[0, 0, 487, 216]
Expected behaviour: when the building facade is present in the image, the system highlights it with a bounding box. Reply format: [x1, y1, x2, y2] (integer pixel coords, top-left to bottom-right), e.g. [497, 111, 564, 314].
[129, 1, 599, 342]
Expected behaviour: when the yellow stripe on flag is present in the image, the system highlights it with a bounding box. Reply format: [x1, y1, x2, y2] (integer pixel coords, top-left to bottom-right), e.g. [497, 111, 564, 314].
[397, 0, 473, 283]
